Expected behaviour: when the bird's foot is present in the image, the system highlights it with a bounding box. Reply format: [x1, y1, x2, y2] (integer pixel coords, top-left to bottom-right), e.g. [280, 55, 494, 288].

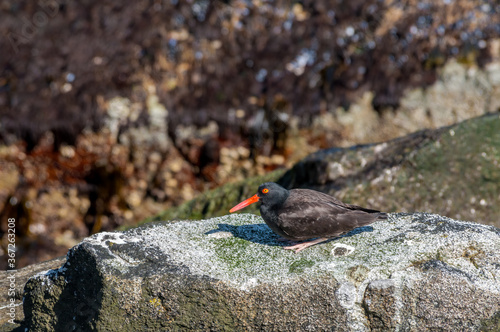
[283, 237, 329, 253]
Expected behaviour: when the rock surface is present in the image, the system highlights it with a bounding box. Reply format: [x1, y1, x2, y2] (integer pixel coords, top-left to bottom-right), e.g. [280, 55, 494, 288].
[3, 0, 500, 270]
[0, 257, 65, 329]
[22, 213, 500, 331]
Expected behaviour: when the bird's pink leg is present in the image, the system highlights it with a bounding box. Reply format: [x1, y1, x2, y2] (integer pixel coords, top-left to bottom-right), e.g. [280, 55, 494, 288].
[283, 238, 330, 253]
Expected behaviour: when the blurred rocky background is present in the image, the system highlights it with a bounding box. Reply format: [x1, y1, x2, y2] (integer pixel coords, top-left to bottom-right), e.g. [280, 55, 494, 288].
[1, 0, 500, 268]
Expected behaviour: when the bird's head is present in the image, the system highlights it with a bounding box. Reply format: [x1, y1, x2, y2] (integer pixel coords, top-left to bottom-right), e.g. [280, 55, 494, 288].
[229, 182, 289, 213]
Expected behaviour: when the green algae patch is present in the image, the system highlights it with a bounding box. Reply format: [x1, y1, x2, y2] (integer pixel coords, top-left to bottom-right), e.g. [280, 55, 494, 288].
[214, 237, 252, 269]
[289, 259, 315, 273]
[480, 311, 500, 332]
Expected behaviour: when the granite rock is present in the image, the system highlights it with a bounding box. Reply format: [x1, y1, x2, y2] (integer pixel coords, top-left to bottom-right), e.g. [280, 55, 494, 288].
[22, 213, 500, 331]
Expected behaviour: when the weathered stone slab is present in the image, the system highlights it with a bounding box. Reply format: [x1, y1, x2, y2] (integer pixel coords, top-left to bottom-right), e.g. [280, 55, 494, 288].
[22, 213, 500, 331]
[0, 256, 65, 330]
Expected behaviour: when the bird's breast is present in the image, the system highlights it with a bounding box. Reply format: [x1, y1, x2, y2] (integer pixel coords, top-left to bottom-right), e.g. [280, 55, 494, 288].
[260, 204, 292, 238]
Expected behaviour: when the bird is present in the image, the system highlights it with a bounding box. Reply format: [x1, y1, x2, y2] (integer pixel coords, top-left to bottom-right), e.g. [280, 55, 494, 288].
[229, 182, 387, 253]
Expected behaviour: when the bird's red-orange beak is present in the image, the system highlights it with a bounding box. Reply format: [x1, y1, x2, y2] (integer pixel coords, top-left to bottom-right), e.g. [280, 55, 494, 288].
[229, 194, 260, 213]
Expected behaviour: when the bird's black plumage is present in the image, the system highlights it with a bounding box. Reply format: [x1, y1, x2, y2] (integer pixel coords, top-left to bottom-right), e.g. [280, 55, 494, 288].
[257, 182, 386, 240]
[230, 182, 387, 252]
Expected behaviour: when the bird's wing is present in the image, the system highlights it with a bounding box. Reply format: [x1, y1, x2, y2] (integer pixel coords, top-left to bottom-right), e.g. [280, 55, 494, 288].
[291, 189, 383, 213]
[277, 189, 381, 240]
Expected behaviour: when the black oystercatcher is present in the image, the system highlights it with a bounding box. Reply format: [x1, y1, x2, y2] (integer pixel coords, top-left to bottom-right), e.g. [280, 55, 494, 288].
[229, 182, 387, 253]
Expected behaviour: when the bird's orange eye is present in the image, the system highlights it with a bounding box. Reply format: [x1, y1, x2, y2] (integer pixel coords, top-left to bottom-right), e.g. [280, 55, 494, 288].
[262, 188, 269, 194]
